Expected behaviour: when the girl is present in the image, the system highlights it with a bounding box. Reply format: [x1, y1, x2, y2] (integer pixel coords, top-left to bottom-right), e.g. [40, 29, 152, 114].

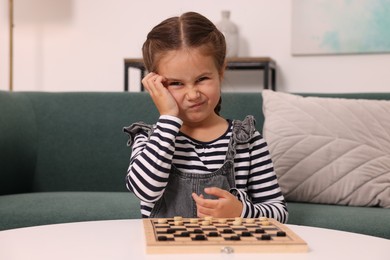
[124, 12, 288, 223]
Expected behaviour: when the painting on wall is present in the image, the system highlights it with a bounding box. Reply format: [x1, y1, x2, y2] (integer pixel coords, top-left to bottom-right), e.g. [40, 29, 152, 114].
[291, 0, 390, 55]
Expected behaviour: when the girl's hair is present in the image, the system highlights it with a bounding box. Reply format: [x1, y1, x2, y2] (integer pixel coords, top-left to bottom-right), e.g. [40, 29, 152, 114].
[142, 12, 226, 114]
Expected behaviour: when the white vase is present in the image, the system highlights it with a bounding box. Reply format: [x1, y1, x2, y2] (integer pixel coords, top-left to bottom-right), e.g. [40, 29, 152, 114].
[216, 10, 239, 57]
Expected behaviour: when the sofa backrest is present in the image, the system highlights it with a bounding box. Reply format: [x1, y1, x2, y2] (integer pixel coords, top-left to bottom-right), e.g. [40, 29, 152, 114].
[0, 91, 264, 195]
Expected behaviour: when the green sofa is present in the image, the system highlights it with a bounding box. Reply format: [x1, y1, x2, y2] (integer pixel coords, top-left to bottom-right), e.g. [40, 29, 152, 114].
[0, 91, 389, 239]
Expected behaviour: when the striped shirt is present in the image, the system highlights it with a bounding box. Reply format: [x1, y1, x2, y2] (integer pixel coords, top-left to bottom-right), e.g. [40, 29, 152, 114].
[126, 115, 288, 223]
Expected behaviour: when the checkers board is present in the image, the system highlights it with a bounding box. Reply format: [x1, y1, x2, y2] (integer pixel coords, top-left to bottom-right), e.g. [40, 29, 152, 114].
[143, 217, 308, 254]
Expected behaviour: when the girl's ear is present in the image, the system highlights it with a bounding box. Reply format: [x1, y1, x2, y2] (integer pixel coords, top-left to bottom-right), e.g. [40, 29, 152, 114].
[219, 60, 227, 80]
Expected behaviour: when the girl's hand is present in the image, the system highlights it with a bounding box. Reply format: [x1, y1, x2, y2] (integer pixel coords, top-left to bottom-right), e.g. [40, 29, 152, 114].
[192, 187, 243, 218]
[142, 72, 179, 117]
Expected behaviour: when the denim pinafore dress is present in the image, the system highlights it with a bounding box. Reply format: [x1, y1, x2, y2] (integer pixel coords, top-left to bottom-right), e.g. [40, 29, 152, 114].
[125, 115, 256, 218]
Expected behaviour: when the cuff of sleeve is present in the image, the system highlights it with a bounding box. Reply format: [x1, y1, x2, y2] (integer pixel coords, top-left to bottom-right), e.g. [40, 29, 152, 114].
[159, 115, 183, 125]
[230, 188, 248, 218]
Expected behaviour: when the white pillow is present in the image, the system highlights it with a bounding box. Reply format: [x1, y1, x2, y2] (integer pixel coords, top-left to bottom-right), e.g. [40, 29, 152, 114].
[262, 90, 390, 208]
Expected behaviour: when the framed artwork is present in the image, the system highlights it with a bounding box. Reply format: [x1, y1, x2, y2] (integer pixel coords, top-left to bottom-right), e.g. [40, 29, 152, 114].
[291, 0, 390, 55]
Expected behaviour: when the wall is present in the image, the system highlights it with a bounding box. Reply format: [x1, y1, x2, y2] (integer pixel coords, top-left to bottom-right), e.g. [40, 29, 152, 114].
[1, 0, 389, 93]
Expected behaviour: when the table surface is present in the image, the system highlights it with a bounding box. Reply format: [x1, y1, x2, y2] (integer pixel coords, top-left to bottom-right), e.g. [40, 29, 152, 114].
[0, 219, 389, 260]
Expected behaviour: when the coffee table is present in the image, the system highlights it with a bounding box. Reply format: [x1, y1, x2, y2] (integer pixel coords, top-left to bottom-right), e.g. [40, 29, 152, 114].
[0, 219, 389, 259]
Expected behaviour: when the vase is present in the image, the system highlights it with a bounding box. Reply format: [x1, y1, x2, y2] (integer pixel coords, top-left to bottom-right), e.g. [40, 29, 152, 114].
[216, 10, 239, 57]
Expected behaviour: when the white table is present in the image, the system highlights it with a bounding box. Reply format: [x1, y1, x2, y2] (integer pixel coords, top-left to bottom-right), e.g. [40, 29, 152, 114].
[0, 219, 389, 260]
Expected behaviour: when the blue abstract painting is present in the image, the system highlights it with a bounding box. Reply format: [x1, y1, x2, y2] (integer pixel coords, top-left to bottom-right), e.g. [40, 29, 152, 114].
[291, 0, 390, 55]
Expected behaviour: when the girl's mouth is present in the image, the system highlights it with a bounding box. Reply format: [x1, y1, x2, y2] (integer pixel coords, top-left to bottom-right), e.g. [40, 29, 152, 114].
[189, 102, 204, 109]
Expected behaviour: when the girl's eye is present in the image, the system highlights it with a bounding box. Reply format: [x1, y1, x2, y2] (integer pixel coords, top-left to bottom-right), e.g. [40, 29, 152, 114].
[196, 77, 209, 83]
[169, 81, 182, 86]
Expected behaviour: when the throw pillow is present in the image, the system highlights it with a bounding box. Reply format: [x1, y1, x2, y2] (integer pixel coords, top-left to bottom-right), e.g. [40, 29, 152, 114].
[262, 90, 390, 208]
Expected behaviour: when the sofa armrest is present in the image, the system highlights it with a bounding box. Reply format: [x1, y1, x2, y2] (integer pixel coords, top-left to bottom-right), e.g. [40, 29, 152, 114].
[0, 92, 37, 195]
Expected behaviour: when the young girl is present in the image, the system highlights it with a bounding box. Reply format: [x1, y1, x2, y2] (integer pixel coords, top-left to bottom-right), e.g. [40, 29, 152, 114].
[124, 12, 288, 223]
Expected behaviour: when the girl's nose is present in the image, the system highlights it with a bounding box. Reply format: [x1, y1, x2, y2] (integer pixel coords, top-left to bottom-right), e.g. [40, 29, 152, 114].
[187, 86, 200, 100]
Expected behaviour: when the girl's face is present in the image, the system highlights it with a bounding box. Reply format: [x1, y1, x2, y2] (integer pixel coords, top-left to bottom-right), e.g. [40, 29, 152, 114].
[157, 48, 223, 125]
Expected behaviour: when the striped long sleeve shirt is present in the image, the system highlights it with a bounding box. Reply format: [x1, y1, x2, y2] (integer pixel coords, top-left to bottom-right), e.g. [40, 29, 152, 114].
[126, 115, 288, 223]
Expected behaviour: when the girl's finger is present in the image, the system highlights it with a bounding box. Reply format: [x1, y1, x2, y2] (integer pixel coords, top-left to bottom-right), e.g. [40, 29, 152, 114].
[142, 73, 158, 93]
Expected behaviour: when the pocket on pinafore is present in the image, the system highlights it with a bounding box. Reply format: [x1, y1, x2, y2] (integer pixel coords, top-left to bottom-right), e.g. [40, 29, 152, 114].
[199, 174, 232, 200]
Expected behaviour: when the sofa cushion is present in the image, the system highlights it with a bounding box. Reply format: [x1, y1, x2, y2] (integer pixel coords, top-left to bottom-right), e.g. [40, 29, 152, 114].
[0, 192, 142, 231]
[262, 90, 390, 208]
[287, 202, 390, 239]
